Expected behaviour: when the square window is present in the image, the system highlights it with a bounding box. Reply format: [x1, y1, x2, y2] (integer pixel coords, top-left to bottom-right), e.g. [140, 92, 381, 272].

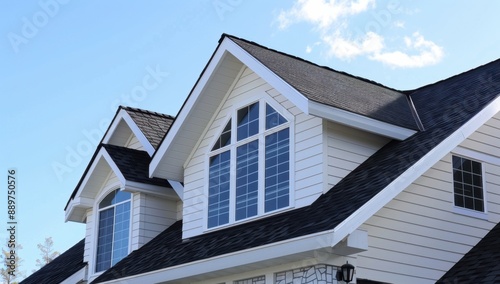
[452, 156, 484, 212]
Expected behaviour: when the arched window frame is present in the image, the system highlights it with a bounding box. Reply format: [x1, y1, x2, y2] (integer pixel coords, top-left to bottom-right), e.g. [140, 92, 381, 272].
[206, 96, 294, 230]
[94, 188, 132, 273]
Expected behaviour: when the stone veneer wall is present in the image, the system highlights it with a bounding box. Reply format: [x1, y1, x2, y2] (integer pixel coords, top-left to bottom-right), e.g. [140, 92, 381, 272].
[275, 264, 337, 284]
[234, 275, 266, 284]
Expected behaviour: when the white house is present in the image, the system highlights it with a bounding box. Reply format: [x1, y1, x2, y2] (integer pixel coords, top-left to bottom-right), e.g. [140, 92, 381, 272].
[21, 34, 500, 284]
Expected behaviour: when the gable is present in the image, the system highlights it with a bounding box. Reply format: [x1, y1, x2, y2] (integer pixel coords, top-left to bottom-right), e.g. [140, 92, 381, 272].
[150, 34, 418, 182]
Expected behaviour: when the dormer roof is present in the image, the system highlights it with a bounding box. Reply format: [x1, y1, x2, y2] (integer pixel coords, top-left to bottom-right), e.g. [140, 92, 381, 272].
[64, 106, 176, 222]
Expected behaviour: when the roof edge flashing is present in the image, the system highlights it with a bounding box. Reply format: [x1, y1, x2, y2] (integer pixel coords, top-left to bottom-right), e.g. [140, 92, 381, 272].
[309, 101, 418, 140]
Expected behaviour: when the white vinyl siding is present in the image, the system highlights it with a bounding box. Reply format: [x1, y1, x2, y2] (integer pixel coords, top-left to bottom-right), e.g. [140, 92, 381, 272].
[326, 121, 389, 189]
[130, 193, 178, 250]
[125, 133, 145, 151]
[356, 112, 500, 284]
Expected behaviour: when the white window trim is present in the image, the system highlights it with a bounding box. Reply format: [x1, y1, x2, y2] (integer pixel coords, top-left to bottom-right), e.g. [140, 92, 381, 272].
[450, 147, 489, 219]
[92, 186, 133, 275]
[204, 95, 295, 231]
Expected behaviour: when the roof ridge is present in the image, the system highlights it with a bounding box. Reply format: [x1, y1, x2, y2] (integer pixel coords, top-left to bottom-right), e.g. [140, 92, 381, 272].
[223, 34, 404, 94]
[120, 105, 175, 119]
[406, 57, 500, 95]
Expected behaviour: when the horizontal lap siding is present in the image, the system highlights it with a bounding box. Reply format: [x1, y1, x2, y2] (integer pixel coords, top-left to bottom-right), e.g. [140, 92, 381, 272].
[125, 133, 144, 151]
[358, 112, 500, 284]
[132, 194, 178, 249]
[182, 67, 325, 238]
[326, 121, 389, 189]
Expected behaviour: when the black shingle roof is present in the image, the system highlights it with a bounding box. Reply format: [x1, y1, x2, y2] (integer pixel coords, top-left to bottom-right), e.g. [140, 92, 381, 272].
[437, 222, 500, 283]
[20, 239, 85, 284]
[92, 38, 500, 283]
[122, 106, 174, 150]
[65, 107, 174, 210]
[103, 144, 170, 187]
[227, 35, 420, 130]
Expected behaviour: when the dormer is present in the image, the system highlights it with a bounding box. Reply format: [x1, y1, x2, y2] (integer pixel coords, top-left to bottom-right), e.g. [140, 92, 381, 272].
[150, 34, 420, 239]
[64, 106, 180, 281]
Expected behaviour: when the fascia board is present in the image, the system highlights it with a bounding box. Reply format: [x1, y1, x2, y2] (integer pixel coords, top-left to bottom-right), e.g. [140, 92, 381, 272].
[101, 150, 127, 186]
[331, 94, 500, 247]
[224, 38, 309, 114]
[123, 180, 179, 200]
[149, 41, 230, 178]
[149, 37, 309, 179]
[309, 100, 417, 140]
[103, 109, 155, 156]
[102, 109, 126, 145]
[121, 111, 155, 156]
[168, 180, 184, 201]
[60, 265, 87, 284]
[96, 230, 334, 284]
[73, 148, 107, 199]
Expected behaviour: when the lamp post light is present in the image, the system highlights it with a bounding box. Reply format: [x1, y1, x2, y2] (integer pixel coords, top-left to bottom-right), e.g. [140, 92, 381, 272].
[336, 261, 355, 283]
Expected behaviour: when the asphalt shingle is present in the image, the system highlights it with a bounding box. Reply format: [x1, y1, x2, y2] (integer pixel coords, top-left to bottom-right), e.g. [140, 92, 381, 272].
[20, 239, 85, 284]
[92, 38, 500, 283]
[122, 106, 174, 150]
[437, 222, 500, 284]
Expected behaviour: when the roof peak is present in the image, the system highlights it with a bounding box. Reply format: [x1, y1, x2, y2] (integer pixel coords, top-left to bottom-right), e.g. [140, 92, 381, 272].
[120, 105, 175, 119]
[222, 33, 404, 94]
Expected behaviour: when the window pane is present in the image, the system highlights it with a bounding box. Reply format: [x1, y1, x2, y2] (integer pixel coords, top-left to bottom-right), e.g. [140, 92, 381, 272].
[452, 156, 484, 212]
[237, 103, 259, 141]
[265, 128, 289, 212]
[208, 151, 231, 228]
[266, 103, 287, 130]
[112, 202, 130, 266]
[236, 140, 259, 220]
[96, 208, 114, 272]
[99, 189, 131, 209]
[212, 119, 232, 151]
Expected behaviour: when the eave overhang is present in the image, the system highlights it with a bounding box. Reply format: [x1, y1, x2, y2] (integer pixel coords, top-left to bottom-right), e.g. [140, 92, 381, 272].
[103, 108, 155, 156]
[150, 35, 415, 181]
[65, 146, 177, 223]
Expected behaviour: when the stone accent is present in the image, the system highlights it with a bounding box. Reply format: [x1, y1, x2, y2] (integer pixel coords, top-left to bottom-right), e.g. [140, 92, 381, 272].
[234, 275, 266, 284]
[275, 264, 336, 284]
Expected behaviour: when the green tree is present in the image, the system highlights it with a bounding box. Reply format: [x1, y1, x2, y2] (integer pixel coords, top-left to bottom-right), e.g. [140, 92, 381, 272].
[35, 237, 60, 268]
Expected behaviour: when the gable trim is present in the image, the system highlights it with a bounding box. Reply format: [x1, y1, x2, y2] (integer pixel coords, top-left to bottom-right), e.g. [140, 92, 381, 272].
[149, 36, 309, 180]
[309, 101, 417, 140]
[65, 148, 126, 222]
[331, 94, 500, 247]
[102, 109, 155, 155]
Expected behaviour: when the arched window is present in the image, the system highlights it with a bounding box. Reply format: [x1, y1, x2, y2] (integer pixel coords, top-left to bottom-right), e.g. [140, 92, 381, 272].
[208, 100, 291, 228]
[96, 189, 131, 272]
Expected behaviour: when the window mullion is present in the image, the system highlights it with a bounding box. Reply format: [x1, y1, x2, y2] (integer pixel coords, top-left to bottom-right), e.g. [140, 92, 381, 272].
[229, 140, 236, 224]
[110, 207, 116, 264]
[258, 133, 265, 215]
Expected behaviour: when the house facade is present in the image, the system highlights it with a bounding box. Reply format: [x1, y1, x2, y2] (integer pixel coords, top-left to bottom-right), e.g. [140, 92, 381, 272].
[21, 34, 500, 284]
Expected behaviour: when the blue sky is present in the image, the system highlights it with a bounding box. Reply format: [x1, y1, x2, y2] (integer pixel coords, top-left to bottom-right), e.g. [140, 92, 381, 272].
[1, 0, 499, 278]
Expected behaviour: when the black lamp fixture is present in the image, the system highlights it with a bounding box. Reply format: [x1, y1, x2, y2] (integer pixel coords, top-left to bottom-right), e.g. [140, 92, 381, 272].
[336, 261, 355, 283]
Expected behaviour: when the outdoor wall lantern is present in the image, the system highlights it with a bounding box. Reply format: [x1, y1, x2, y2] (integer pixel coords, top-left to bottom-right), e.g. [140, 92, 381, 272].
[336, 261, 355, 283]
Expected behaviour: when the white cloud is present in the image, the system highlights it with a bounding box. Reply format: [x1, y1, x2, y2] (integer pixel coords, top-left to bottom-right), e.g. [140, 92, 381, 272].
[370, 32, 444, 68]
[277, 0, 444, 68]
[323, 31, 384, 59]
[277, 0, 375, 30]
